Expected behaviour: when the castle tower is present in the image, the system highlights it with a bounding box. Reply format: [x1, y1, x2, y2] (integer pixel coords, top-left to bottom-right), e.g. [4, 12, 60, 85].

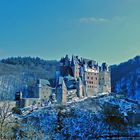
[77, 77, 83, 98]
[37, 79, 52, 100]
[99, 63, 111, 93]
[71, 55, 80, 79]
[82, 60, 100, 97]
[56, 77, 67, 104]
[83, 70, 99, 96]
[15, 91, 23, 108]
[15, 91, 23, 101]
[60, 55, 72, 77]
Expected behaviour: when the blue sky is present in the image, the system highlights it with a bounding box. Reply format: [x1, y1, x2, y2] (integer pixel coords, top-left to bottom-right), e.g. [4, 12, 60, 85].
[0, 0, 140, 64]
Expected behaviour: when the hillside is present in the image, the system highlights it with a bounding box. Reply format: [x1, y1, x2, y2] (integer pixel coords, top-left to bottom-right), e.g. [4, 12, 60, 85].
[0, 57, 59, 78]
[0, 57, 59, 100]
[111, 55, 140, 101]
[13, 95, 140, 139]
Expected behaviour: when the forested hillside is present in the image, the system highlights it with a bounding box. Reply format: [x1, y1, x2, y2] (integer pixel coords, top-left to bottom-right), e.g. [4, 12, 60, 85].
[0, 57, 59, 100]
[111, 55, 140, 101]
[0, 57, 59, 78]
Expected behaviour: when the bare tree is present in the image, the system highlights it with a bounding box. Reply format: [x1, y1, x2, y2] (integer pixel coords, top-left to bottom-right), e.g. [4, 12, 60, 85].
[0, 102, 15, 139]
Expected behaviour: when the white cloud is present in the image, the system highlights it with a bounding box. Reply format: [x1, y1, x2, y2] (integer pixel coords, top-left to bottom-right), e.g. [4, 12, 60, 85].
[79, 17, 109, 24]
[79, 16, 124, 24]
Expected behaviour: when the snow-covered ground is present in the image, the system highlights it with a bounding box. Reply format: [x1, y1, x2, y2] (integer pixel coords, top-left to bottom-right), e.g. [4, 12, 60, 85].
[14, 94, 140, 139]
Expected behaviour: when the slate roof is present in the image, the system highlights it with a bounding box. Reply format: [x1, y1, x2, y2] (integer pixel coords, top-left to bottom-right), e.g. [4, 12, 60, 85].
[64, 75, 77, 90]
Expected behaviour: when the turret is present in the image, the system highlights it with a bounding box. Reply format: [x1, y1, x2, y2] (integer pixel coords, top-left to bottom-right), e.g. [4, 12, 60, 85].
[71, 55, 80, 79]
[99, 63, 111, 93]
[64, 54, 70, 66]
[101, 63, 108, 71]
[15, 91, 23, 108]
[56, 77, 67, 104]
[15, 91, 23, 101]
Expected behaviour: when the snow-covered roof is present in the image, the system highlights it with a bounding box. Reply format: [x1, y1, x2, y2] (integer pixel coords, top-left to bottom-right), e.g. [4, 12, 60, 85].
[39, 79, 50, 86]
[84, 68, 99, 73]
[64, 75, 75, 81]
[64, 77, 77, 90]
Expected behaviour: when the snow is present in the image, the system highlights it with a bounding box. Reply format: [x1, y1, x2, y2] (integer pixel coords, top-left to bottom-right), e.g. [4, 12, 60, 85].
[13, 94, 140, 139]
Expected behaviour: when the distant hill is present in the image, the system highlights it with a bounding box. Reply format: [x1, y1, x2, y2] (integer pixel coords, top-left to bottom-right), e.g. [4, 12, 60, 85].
[111, 55, 140, 101]
[0, 57, 59, 78]
[0, 57, 59, 100]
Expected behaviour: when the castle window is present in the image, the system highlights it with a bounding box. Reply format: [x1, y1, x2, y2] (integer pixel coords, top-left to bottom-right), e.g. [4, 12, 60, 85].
[87, 76, 89, 79]
[96, 77, 98, 80]
[91, 77, 93, 80]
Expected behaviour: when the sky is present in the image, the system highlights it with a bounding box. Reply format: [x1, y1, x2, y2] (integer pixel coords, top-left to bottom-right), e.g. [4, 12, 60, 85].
[0, 0, 140, 64]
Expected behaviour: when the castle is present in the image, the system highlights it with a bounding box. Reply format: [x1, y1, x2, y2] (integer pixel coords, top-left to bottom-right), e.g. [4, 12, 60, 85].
[15, 55, 111, 107]
[56, 55, 111, 104]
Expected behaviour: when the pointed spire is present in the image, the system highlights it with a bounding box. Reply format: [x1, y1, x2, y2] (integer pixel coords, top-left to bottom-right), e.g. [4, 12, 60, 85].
[71, 55, 75, 66]
[64, 54, 70, 66]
